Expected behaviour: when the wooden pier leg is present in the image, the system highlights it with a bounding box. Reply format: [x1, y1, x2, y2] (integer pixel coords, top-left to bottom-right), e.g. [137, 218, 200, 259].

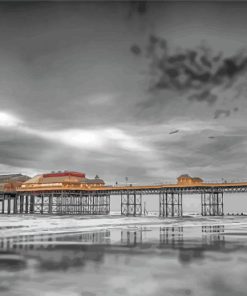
[171, 192, 174, 217]
[79, 191, 82, 214]
[107, 194, 110, 214]
[16, 195, 19, 214]
[179, 192, 183, 217]
[2, 196, 5, 214]
[13, 197, 17, 214]
[219, 192, 224, 216]
[25, 195, 29, 214]
[133, 192, 136, 216]
[7, 196, 11, 214]
[41, 194, 44, 214]
[20, 195, 24, 214]
[201, 191, 224, 216]
[121, 192, 129, 216]
[201, 191, 204, 216]
[159, 191, 182, 218]
[159, 192, 163, 217]
[165, 192, 168, 217]
[48, 193, 53, 214]
[30, 195, 34, 214]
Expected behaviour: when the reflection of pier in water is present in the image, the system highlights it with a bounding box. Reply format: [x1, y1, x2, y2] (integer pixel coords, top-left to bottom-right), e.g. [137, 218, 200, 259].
[160, 227, 184, 247]
[201, 225, 225, 250]
[0, 225, 228, 252]
[120, 225, 228, 264]
[0, 230, 111, 250]
[0, 230, 111, 271]
[0, 224, 243, 270]
[121, 228, 143, 246]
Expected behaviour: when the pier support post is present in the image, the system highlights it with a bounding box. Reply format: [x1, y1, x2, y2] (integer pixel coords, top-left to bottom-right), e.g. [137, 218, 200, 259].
[30, 195, 34, 214]
[25, 195, 29, 214]
[0, 197, 4, 214]
[88, 193, 110, 215]
[159, 191, 183, 217]
[121, 191, 142, 216]
[0, 196, 3, 214]
[13, 197, 17, 214]
[201, 190, 224, 216]
[41, 194, 44, 214]
[7, 196, 11, 214]
[20, 195, 24, 214]
[51, 191, 110, 215]
[48, 193, 53, 214]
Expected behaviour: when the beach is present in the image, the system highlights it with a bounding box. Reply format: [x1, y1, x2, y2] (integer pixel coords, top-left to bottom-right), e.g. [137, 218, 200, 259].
[0, 215, 247, 295]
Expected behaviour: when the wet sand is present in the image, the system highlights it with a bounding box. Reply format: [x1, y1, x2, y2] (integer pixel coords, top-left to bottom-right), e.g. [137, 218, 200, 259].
[0, 215, 247, 296]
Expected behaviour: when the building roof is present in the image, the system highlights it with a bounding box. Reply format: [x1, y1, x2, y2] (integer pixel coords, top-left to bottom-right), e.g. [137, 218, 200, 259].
[43, 172, 85, 178]
[24, 175, 43, 184]
[82, 178, 105, 184]
[42, 176, 83, 184]
[0, 174, 30, 192]
[177, 174, 191, 179]
[22, 171, 105, 186]
[192, 177, 203, 182]
[0, 174, 30, 183]
[0, 181, 24, 192]
[25, 172, 85, 184]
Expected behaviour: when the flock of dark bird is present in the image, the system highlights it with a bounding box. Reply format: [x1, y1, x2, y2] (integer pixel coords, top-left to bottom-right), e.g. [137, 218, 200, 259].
[168, 129, 216, 140]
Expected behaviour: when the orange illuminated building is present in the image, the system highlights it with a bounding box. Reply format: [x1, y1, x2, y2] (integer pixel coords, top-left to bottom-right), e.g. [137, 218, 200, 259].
[20, 171, 105, 191]
[0, 174, 30, 193]
[177, 174, 203, 186]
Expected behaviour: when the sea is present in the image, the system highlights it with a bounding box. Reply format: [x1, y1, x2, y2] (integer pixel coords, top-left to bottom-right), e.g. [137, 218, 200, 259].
[1, 193, 247, 295]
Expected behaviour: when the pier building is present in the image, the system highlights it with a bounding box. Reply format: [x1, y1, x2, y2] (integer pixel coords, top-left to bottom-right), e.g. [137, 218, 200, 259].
[0, 174, 30, 214]
[177, 175, 203, 186]
[20, 171, 105, 191]
[0, 174, 30, 192]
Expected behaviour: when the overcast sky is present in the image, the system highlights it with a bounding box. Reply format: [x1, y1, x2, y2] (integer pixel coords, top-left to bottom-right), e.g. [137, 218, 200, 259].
[1, 1, 247, 184]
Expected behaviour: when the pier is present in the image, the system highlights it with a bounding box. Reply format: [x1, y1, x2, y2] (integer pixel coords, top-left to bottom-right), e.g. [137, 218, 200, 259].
[1, 172, 247, 217]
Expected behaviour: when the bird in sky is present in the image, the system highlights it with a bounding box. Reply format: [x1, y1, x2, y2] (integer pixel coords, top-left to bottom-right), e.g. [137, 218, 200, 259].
[169, 129, 179, 135]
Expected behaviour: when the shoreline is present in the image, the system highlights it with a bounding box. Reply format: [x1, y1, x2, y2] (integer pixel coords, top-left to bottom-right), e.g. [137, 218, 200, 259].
[0, 215, 246, 238]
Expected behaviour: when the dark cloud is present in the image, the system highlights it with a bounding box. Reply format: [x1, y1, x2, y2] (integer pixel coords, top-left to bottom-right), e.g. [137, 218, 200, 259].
[130, 45, 142, 56]
[0, 128, 56, 170]
[128, 1, 148, 18]
[188, 90, 217, 106]
[132, 35, 247, 105]
[214, 109, 231, 119]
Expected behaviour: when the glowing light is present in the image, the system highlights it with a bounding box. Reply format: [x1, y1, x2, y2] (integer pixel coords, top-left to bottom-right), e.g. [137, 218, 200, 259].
[0, 111, 22, 127]
[38, 129, 105, 149]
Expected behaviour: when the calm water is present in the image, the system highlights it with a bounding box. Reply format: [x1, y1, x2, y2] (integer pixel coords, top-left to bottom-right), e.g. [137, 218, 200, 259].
[0, 215, 247, 296]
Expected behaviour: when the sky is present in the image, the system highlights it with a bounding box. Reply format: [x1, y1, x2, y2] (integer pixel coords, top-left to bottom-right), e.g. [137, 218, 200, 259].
[1, 1, 247, 184]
